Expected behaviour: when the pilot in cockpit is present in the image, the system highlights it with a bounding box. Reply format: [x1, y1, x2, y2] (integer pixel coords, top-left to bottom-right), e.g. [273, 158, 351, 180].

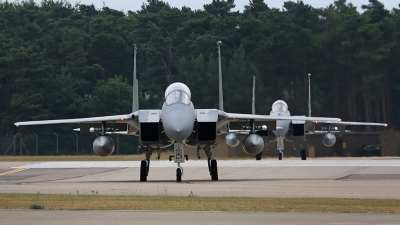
[165, 83, 191, 106]
[271, 100, 288, 113]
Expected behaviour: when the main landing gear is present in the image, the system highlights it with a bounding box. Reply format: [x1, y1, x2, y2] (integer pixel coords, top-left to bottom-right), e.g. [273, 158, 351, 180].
[300, 149, 306, 160]
[256, 142, 268, 160]
[140, 147, 160, 182]
[294, 140, 307, 160]
[276, 138, 307, 161]
[141, 144, 219, 182]
[200, 146, 218, 181]
[256, 151, 262, 160]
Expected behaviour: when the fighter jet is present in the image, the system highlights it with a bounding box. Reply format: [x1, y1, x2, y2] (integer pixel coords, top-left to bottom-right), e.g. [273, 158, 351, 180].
[14, 43, 387, 182]
[226, 74, 388, 161]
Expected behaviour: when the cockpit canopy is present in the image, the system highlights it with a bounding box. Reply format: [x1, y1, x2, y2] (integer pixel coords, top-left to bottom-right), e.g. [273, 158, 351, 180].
[165, 82, 191, 106]
[271, 100, 288, 113]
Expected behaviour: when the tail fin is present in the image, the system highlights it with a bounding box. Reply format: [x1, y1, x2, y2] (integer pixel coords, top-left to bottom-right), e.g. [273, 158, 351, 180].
[252, 76, 256, 115]
[217, 41, 224, 111]
[132, 45, 139, 112]
[307, 73, 311, 117]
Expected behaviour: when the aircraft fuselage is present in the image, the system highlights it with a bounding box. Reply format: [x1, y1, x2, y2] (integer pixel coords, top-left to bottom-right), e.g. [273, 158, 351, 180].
[160, 82, 195, 142]
[270, 100, 291, 137]
[161, 102, 195, 142]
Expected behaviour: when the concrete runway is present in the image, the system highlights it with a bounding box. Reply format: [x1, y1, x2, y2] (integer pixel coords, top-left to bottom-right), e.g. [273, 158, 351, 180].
[1, 158, 400, 224]
[1, 210, 400, 225]
[0, 158, 399, 198]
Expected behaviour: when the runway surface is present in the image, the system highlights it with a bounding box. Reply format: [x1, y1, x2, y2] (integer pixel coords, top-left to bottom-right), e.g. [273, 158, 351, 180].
[1, 158, 399, 198]
[9, 159, 400, 168]
[1, 210, 400, 225]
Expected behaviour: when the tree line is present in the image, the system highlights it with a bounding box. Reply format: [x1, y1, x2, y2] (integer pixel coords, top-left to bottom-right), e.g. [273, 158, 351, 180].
[1, 0, 399, 135]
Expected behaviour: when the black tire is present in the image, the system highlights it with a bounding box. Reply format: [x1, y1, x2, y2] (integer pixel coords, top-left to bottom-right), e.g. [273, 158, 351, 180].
[211, 159, 218, 181]
[279, 152, 283, 160]
[301, 149, 307, 160]
[256, 151, 262, 160]
[140, 160, 147, 182]
[176, 168, 182, 182]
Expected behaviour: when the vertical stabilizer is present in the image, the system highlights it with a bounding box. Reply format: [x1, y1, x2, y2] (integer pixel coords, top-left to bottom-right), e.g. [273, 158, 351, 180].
[217, 41, 224, 111]
[252, 76, 256, 115]
[132, 45, 139, 112]
[307, 73, 311, 117]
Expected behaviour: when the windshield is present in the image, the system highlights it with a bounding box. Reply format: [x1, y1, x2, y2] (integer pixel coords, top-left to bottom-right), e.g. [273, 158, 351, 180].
[271, 101, 288, 113]
[165, 82, 191, 99]
[165, 90, 191, 106]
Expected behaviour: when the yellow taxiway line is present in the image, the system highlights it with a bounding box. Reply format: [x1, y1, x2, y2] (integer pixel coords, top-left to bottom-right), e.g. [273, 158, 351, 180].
[0, 168, 28, 177]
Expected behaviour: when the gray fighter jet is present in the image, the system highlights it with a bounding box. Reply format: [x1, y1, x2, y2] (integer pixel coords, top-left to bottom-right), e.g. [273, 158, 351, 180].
[226, 74, 388, 161]
[14, 43, 387, 182]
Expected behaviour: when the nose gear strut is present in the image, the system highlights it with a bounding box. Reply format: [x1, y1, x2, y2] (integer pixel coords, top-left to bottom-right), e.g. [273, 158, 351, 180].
[173, 142, 185, 182]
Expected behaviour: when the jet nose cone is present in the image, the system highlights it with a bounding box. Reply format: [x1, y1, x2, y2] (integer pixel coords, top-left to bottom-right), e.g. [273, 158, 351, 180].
[162, 111, 194, 142]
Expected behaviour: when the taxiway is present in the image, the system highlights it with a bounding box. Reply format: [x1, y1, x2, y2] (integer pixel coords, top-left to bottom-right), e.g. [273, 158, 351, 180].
[0, 158, 399, 198]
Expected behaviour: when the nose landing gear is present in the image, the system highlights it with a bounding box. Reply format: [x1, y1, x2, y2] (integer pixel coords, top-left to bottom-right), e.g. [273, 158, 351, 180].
[176, 167, 182, 182]
[277, 136, 284, 160]
[173, 142, 186, 182]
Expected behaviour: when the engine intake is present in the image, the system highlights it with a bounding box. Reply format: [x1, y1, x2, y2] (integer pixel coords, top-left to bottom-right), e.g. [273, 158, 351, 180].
[242, 134, 264, 155]
[93, 136, 115, 157]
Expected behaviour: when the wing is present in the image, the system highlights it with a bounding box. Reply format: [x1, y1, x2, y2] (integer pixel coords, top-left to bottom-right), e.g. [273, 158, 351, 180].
[14, 113, 137, 126]
[226, 113, 340, 123]
[218, 112, 387, 133]
[225, 113, 387, 126]
[216, 111, 341, 132]
[317, 121, 388, 127]
[73, 128, 129, 135]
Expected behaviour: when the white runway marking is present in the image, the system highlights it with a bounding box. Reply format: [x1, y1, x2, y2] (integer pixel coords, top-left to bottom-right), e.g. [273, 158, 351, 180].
[12, 159, 400, 169]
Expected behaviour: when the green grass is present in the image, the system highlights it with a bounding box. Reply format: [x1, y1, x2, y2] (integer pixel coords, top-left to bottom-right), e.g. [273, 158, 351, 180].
[0, 194, 399, 213]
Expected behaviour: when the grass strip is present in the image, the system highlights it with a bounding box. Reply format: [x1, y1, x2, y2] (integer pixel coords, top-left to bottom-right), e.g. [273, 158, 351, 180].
[0, 194, 399, 213]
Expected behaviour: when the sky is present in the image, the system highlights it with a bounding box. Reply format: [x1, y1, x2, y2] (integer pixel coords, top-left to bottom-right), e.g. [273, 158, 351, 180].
[54, 0, 398, 12]
[7, 0, 398, 12]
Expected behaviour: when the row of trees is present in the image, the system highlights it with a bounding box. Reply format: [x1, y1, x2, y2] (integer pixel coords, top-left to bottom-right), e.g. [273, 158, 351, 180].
[1, 0, 399, 135]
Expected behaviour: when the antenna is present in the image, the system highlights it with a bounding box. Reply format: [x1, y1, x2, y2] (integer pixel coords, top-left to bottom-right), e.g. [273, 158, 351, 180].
[217, 41, 224, 111]
[252, 76, 256, 115]
[308, 73, 311, 117]
[132, 44, 139, 112]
